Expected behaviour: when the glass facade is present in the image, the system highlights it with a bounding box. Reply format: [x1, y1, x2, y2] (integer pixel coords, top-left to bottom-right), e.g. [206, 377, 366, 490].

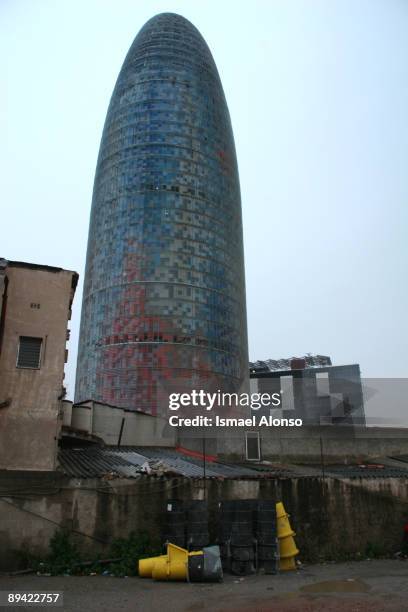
[75, 13, 248, 414]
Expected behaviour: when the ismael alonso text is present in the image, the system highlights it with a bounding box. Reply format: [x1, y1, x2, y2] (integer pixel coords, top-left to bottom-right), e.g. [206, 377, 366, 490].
[167, 390, 303, 427]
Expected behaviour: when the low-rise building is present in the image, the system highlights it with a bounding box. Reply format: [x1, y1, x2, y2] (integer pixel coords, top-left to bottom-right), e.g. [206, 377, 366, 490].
[250, 355, 366, 427]
[0, 259, 78, 470]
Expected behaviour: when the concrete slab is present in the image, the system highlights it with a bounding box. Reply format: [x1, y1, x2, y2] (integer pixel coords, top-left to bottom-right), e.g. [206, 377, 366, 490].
[1, 559, 408, 611]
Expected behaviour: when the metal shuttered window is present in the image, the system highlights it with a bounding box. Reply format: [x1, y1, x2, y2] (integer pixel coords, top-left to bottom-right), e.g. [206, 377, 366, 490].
[245, 432, 261, 461]
[16, 336, 42, 369]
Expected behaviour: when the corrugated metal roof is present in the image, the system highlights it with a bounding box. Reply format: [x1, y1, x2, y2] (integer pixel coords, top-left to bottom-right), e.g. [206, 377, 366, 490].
[58, 448, 142, 478]
[324, 464, 408, 479]
[58, 447, 408, 480]
[57, 447, 291, 479]
[392, 455, 408, 463]
[130, 447, 259, 477]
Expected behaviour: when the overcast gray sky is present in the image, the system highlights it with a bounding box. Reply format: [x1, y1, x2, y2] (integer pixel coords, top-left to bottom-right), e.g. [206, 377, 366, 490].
[2, 0, 407, 400]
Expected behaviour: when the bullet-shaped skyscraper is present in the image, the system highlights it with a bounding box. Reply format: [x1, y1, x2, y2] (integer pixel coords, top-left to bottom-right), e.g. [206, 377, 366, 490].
[75, 13, 248, 415]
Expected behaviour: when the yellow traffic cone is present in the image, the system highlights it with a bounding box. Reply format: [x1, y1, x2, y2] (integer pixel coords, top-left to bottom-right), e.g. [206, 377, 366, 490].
[276, 502, 299, 571]
[139, 555, 167, 578]
[276, 502, 295, 537]
[139, 543, 205, 581]
[142, 543, 188, 581]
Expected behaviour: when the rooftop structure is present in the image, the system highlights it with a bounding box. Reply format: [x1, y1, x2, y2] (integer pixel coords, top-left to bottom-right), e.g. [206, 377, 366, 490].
[250, 355, 332, 373]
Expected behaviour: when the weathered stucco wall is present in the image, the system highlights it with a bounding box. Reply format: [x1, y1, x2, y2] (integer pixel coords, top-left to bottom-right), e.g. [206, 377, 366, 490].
[0, 263, 77, 471]
[1, 471, 407, 570]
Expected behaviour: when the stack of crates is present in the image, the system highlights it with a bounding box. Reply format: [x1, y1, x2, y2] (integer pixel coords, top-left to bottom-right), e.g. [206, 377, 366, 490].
[163, 498, 279, 575]
[230, 500, 256, 576]
[162, 499, 186, 548]
[219, 500, 256, 575]
[255, 500, 279, 574]
[162, 500, 209, 551]
[218, 500, 233, 571]
[186, 500, 209, 551]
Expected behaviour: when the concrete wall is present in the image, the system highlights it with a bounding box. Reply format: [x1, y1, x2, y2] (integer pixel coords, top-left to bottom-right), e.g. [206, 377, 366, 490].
[262, 426, 408, 463]
[70, 403, 93, 432]
[0, 262, 77, 470]
[179, 425, 408, 463]
[0, 470, 407, 570]
[69, 401, 176, 447]
[61, 400, 72, 427]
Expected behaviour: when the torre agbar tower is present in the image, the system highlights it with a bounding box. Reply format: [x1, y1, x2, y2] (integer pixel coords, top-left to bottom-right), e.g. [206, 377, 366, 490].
[75, 13, 248, 415]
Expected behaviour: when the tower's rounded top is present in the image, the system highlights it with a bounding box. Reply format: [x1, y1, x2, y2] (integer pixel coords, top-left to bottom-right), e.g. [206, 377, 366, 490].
[112, 11, 222, 102]
[140, 12, 202, 30]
